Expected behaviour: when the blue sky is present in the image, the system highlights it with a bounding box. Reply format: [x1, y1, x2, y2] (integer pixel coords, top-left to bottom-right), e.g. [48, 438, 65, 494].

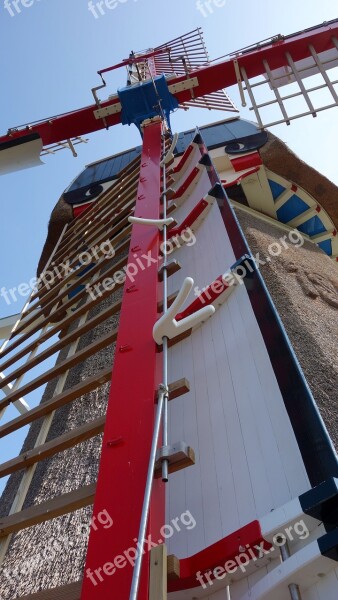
[0, 0, 337, 485]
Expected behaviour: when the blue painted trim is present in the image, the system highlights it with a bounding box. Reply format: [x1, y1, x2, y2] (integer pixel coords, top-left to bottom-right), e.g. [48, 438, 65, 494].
[300, 478, 338, 531]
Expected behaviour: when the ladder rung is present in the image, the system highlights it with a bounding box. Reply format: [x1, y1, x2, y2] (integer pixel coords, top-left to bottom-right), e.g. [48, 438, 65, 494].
[155, 442, 195, 477]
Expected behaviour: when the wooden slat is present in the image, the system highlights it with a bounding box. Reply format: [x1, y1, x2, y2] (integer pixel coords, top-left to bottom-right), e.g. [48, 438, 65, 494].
[168, 378, 190, 400]
[11, 241, 129, 341]
[58, 154, 140, 246]
[157, 329, 192, 350]
[0, 296, 122, 388]
[17, 234, 129, 334]
[154, 446, 195, 478]
[53, 165, 139, 259]
[24, 225, 131, 321]
[31, 207, 133, 305]
[149, 545, 167, 600]
[0, 327, 118, 411]
[0, 484, 96, 537]
[167, 554, 180, 581]
[158, 259, 181, 281]
[0, 367, 112, 439]
[15, 581, 82, 600]
[0, 297, 122, 375]
[0, 283, 122, 370]
[0, 416, 106, 478]
[34, 186, 138, 303]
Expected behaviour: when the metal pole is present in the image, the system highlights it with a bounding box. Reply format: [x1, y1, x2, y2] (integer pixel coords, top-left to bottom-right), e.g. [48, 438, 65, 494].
[161, 134, 170, 482]
[129, 385, 167, 600]
[278, 538, 303, 600]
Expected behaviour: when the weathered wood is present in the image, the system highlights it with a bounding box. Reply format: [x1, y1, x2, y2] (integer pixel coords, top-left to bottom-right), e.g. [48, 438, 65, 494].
[21, 226, 131, 324]
[167, 554, 180, 581]
[52, 167, 139, 263]
[166, 201, 177, 215]
[31, 208, 133, 305]
[0, 367, 112, 439]
[154, 445, 195, 478]
[0, 484, 96, 537]
[158, 260, 181, 282]
[11, 243, 129, 341]
[0, 327, 118, 412]
[0, 416, 106, 478]
[33, 182, 138, 303]
[15, 581, 82, 600]
[157, 329, 192, 351]
[0, 298, 122, 375]
[168, 378, 190, 400]
[58, 154, 141, 246]
[0, 298, 121, 388]
[0, 281, 122, 367]
[149, 545, 167, 600]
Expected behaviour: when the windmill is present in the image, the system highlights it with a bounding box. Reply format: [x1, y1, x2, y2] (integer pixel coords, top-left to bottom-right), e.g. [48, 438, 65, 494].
[0, 20, 338, 600]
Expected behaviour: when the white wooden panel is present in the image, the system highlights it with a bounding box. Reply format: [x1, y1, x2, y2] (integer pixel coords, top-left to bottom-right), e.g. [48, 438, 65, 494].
[171, 144, 203, 189]
[165, 167, 317, 599]
[304, 568, 338, 600]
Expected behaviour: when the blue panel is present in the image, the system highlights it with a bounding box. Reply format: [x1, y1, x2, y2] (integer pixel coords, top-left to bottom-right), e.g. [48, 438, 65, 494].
[174, 118, 261, 154]
[118, 74, 179, 131]
[268, 179, 285, 200]
[317, 239, 332, 255]
[65, 148, 142, 194]
[277, 195, 309, 223]
[64, 118, 262, 202]
[298, 216, 327, 236]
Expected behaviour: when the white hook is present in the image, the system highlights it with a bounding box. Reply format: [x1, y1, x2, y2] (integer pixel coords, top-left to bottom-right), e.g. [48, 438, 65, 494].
[160, 132, 179, 166]
[128, 216, 175, 230]
[153, 277, 215, 345]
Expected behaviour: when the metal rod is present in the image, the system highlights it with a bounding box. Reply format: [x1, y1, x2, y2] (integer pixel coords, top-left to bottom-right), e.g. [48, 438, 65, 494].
[278, 538, 303, 600]
[129, 386, 167, 600]
[161, 134, 170, 483]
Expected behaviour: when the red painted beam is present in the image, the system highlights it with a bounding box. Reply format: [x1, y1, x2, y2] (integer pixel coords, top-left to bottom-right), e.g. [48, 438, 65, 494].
[0, 98, 122, 147]
[1, 20, 337, 149]
[80, 119, 164, 600]
[172, 20, 338, 104]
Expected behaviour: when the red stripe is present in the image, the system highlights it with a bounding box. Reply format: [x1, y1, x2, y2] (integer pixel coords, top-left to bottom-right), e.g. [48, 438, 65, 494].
[81, 121, 164, 600]
[168, 520, 271, 592]
[73, 203, 93, 218]
[173, 165, 201, 200]
[168, 198, 209, 238]
[176, 275, 229, 321]
[230, 152, 262, 172]
[172, 143, 194, 174]
[221, 166, 260, 187]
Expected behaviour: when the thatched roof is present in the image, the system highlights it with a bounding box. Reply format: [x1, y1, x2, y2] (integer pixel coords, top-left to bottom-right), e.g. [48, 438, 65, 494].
[260, 132, 338, 229]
